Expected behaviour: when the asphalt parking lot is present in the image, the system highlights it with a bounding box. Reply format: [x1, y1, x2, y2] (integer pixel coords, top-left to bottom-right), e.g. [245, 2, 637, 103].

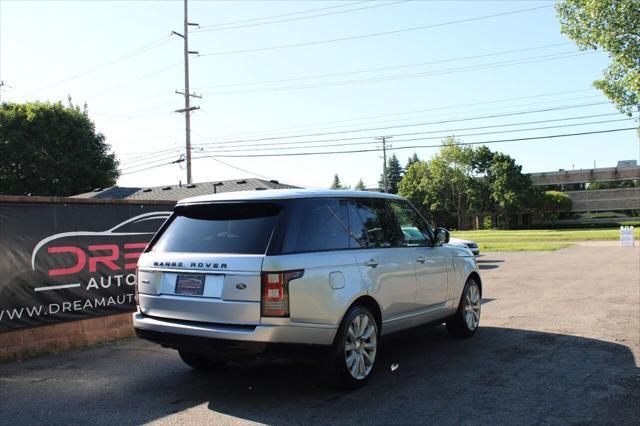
[1, 244, 638, 425]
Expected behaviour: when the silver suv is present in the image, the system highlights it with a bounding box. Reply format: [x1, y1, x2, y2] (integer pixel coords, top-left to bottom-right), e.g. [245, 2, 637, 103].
[133, 189, 481, 387]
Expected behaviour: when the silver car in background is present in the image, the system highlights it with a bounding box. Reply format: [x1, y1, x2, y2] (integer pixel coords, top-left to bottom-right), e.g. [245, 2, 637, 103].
[133, 190, 482, 388]
[449, 237, 481, 256]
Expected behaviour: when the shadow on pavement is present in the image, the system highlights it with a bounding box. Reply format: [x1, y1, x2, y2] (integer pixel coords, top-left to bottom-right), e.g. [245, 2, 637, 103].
[478, 264, 499, 270]
[477, 258, 505, 270]
[1, 326, 637, 425]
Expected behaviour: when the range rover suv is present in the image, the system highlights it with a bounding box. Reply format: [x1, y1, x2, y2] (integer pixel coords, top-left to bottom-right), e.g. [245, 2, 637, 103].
[133, 189, 482, 387]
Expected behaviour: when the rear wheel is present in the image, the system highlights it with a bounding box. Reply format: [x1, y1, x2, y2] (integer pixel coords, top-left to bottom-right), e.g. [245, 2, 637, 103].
[446, 278, 481, 337]
[329, 305, 379, 388]
[178, 350, 226, 370]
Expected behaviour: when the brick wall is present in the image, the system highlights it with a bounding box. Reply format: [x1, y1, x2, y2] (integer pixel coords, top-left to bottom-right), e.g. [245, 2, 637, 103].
[0, 313, 134, 362]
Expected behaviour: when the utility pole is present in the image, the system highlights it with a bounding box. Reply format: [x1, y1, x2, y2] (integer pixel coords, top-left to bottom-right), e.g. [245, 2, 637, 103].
[173, 0, 200, 185]
[375, 136, 391, 192]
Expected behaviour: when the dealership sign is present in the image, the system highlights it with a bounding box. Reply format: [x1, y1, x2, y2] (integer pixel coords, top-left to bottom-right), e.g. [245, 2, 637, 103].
[0, 202, 173, 332]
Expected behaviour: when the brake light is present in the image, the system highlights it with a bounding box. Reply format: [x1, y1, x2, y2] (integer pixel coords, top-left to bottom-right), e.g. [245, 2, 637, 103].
[261, 270, 304, 317]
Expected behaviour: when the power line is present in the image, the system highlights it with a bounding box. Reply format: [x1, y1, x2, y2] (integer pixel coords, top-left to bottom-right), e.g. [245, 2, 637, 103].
[192, 88, 597, 142]
[198, 5, 552, 57]
[194, 1, 370, 30]
[197, 152, 274, 180]
[119, 153, 185, 172]
[200, 51, 591, 96]
[118, 93, 609, 159]
[194, 112, 623, 150]
[119, 149, 184, 167]
[120, 127, 636, 176]
[119, 145, 183, 159]
[193, 1, 408, 33]
[85, 62, 182, 100]
[191, 127, 637, 158]
[115, 91, 607, 159]
[191, 101, 611, 145]
[94, 53, 592, 122]
[195, 117, 633, 153]
[32, 35, 176, 94]
[120, 160, 183, 176]
[118, 94, 608, 159]
[193, 42, 572, 90]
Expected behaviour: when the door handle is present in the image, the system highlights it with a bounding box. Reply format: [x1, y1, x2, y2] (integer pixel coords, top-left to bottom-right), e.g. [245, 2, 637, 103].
[416, 256, 426, 264]
[363, 259, 380, 268]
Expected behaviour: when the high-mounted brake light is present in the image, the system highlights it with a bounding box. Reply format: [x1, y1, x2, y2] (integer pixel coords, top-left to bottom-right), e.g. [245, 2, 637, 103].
[261, 270, 304, 317]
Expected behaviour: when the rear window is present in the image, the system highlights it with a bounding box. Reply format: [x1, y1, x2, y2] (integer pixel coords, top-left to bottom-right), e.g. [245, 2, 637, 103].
[150, 203, 281, 254]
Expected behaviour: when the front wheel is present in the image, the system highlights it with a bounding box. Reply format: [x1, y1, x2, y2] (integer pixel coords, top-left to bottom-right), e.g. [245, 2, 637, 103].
[446, 278, 481, 337]
[329, 305, 380, 389]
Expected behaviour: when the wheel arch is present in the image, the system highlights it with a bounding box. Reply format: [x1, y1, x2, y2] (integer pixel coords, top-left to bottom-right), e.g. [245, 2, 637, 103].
[343, 295, 383, 331]
[467, 271, 482, 294]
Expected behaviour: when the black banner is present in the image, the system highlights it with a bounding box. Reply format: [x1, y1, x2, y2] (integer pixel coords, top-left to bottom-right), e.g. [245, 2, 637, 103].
[0, 202, 174, 332]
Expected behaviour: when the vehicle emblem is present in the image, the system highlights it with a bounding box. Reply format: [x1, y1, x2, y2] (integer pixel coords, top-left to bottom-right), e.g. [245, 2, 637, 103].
[236, 283, 247, 290]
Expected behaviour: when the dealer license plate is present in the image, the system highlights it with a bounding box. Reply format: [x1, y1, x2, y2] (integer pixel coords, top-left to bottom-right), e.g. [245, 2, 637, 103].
[175, 275, 205, 296]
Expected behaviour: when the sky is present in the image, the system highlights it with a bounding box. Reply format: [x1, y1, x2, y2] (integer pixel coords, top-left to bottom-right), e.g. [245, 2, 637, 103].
[0, 0, 638, 190]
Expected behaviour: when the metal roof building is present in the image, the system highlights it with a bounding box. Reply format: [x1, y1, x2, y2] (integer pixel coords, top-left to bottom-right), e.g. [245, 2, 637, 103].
[72, 178, 301, 201]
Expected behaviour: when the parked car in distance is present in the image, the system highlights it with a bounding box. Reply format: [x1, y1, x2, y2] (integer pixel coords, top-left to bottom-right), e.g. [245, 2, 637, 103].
[449, 237, 481, 256]
[133, 189, 482, 388]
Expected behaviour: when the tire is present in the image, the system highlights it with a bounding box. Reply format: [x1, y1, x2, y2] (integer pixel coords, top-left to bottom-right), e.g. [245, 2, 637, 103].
[178, 350, 226, 370]
[329, 305, 380, 389]
[446, 277, 481, 338]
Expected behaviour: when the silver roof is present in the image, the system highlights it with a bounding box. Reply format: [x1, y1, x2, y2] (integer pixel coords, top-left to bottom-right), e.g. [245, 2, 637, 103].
[177, 189, 404, 205]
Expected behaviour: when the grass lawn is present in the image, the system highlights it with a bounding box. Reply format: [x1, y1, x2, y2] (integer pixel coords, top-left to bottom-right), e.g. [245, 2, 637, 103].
[452, 228, 640, 252]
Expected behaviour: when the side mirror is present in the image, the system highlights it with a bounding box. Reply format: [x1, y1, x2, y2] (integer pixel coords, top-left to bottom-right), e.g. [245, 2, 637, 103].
[433, 227, 450, 245]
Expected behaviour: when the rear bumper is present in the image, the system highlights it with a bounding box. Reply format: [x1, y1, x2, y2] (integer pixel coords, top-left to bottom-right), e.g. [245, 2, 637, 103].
[133, 312, 337, 346]
[134, 328, 330, 360]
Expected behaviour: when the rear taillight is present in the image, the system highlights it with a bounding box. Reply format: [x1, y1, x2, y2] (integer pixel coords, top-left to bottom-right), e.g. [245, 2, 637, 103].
[261, 270, 304, 317]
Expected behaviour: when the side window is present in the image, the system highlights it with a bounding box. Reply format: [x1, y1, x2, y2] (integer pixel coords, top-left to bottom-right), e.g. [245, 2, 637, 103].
[282, 198, 351, 253]
[349, 199, 404, 248]
[388, 201, 433, 247]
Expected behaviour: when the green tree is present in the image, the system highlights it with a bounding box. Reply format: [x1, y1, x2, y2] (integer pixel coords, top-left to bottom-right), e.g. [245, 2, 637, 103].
[0, 101, 119, 196]
[379, 153, 404, 194]
[399, 139, 475, 228]
[399, 139, 540, 229]
[354, 179, 366, 191]
[399, 160, 430, 217]
[487, 153, 538, 227]
[541, 190, 573, 226]
[588, 179, 639, 189]
[406, 152, 420, 169]
[330, 173, 348, 190]
[556, 0, 640, 115]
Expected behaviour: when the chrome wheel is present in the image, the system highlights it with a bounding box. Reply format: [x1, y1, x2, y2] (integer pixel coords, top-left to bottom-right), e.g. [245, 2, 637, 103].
[344, 313, 377, 380]
[464, 283, 481, 330]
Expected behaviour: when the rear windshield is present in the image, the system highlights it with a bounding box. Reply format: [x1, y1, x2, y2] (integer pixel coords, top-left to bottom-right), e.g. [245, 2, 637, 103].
[150, 203, 282, 254]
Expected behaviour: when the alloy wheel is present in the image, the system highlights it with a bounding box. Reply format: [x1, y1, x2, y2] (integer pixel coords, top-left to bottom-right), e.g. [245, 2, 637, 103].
[464, 283, 481, 330]
[344, 313, 377, 380]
